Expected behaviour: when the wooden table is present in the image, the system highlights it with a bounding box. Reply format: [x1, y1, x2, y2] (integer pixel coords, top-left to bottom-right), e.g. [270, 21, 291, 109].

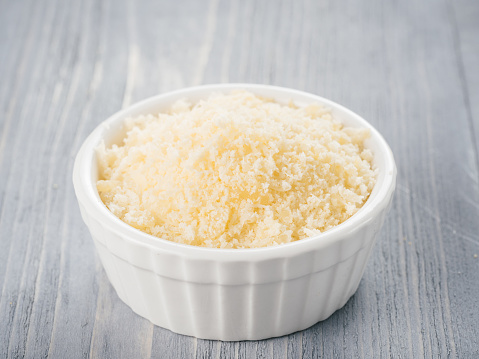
[1, 0, 478, 357]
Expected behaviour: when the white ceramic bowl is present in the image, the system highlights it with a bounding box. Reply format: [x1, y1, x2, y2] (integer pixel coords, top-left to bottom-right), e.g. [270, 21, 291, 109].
[73, 84, 396, 341]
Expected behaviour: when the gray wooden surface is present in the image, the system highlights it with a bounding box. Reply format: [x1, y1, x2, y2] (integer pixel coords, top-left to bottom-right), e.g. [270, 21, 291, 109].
[1, 0, 479, 357]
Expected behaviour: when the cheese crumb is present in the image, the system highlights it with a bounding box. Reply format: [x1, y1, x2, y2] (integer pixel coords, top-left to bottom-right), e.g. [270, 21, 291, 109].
[97, 91, 377, 248]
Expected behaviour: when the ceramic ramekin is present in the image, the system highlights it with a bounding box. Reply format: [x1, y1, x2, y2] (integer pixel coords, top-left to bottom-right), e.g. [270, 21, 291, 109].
[73, 84, 396, 341]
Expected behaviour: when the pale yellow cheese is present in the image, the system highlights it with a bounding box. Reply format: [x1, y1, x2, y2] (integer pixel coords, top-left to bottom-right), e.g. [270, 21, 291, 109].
[97, 91, 376, 249]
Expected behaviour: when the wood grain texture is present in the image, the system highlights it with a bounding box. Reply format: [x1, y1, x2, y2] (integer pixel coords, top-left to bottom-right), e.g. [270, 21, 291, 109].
[1, 0, 479, 357]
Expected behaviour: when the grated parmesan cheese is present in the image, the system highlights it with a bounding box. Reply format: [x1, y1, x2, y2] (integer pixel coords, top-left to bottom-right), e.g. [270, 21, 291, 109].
[97, 91, 377, 249]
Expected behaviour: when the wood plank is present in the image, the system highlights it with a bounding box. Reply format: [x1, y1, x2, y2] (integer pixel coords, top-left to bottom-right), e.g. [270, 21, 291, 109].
[449, 0, 479, 164]
[150, 327, 194, 359]
[0, 0, 70, 356]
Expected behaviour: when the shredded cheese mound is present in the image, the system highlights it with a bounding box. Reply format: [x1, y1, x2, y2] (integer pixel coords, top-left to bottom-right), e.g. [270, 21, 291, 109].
[97, 91, 376, 249]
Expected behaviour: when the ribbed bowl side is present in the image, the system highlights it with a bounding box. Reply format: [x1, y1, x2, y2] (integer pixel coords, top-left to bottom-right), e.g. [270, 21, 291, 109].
[89, 241, 379, 341]
[80, 194, 393, 341]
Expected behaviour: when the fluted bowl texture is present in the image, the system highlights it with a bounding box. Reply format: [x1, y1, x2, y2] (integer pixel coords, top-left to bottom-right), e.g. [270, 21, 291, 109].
[72, 84, 397, 341]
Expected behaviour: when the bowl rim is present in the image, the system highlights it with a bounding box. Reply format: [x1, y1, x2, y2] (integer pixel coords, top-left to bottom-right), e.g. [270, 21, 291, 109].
[73, 83, 397, 262]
